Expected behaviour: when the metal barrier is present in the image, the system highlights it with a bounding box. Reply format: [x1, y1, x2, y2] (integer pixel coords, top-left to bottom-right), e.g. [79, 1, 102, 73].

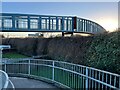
[0, 13, 106, 34]
[0, 70, 14, 89]
[0, 70, 9, 89]
[2, 59, 120, 90]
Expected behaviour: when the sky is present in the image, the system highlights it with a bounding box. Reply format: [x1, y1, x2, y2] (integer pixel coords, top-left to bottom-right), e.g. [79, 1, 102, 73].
[2, 0, 119, 2]
[1, 2, 119, 37]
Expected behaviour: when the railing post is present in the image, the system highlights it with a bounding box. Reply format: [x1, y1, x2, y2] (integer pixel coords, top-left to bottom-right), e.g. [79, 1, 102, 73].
[12, 15, 15, 30]
[61, 17, 64, 31]
[4, 61, 6, 72]
[86, 67, 88, 90]
[52, 61, 55, 81]
[72, 16, 77, 32]
[28, 16, 30, 30]
[0, 48, 2, 71]
[28, 59, 30, 75]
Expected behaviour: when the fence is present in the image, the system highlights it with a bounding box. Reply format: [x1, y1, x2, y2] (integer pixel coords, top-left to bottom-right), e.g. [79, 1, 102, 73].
[2, 59, 120, 90]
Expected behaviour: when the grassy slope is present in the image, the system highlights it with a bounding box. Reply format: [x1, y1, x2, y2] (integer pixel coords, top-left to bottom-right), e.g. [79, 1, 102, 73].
[3, 52, 29, 58]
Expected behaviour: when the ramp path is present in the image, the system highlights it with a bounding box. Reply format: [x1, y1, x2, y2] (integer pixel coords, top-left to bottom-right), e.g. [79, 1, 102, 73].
[9, 77, 60, 89]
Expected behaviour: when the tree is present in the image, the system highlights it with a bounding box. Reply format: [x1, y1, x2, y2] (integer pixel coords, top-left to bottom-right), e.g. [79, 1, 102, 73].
[0, 34, 5, 38]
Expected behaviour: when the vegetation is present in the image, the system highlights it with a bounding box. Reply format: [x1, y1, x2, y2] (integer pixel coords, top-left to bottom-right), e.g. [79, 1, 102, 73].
[86, 30, 120, 74]
[2, 29, 120, 74]
[0, 34, 5, 38]
[3, 52, 29, 58]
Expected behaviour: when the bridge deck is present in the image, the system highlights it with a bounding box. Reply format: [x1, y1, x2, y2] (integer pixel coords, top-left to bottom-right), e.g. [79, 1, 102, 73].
[9, 77, 60, 89]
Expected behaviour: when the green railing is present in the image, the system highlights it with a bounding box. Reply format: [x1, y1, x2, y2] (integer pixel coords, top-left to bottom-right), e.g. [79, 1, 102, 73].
[2, 59, 120, 90]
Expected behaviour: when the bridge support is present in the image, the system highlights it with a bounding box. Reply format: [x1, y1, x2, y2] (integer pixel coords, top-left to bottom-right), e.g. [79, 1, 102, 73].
[62, 32, 73, 37]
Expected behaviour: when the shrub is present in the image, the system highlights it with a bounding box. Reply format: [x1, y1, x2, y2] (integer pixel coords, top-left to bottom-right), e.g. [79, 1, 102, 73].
[86, 31, 120, 74]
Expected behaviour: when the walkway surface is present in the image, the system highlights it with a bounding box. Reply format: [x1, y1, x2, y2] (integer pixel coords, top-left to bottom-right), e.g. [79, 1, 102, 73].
[9, 77, 61, 89]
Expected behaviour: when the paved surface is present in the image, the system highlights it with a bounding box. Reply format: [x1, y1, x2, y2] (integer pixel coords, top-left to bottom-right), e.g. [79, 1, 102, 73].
[9, 77, 60, 89]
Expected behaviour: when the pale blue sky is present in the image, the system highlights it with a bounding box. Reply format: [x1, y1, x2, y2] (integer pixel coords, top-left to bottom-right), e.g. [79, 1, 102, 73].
[2, 0, 119, 2]
[2, 2, 117, 19]
[1, 2, 118, 37]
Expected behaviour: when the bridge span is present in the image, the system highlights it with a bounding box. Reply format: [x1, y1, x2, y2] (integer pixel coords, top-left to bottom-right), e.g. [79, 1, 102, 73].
[0, 13, 106, 35]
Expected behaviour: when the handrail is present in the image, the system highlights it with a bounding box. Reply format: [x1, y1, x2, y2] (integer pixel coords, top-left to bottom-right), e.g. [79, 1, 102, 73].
[4, 58, 120, 76]
[0, 70, 15, 89]
[2, 59, 120, 89]
[0, 70, 9, 89]
[8, 79, 15, 89]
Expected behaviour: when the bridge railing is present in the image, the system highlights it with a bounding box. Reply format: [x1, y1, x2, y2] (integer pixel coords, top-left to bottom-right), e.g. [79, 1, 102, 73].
[2, 59, 120, 90]
[0, 13, 106, 34]
[76, 18, 105, 34]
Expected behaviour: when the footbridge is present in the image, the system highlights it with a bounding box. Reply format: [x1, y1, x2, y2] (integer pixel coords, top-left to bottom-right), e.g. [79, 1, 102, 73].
[0, 13, 106, 35]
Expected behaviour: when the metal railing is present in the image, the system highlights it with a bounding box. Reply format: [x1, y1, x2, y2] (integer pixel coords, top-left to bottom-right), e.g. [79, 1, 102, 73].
[0, 13, 106, 34]
[0, 70, 15, 89]
[2, 59, 120, 90]
[0, 70, 9, 89]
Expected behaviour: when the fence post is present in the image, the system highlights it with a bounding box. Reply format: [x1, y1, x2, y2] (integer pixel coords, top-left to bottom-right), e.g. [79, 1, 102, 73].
[0, 49, 3, 71]
[52, 61, 54, 81]
[4, 60, 6, 72]
[28, 59, 30, 75]
[86, 67, 88, 90]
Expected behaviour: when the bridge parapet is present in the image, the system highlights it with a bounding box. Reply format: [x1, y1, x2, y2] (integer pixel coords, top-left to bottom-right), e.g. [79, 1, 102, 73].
[0, 13, 106, 34]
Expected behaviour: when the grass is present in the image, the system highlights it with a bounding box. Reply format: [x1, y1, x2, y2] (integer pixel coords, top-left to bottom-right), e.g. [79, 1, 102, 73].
[3, 52, 29, 58]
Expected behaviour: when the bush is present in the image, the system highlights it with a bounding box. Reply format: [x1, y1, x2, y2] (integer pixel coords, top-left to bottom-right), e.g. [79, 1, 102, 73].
[86, 31, 120, 74]
[2, 30, 120, 74]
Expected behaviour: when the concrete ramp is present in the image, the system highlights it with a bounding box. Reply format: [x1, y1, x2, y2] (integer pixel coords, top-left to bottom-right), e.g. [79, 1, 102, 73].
[9, 77, 60, 89]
